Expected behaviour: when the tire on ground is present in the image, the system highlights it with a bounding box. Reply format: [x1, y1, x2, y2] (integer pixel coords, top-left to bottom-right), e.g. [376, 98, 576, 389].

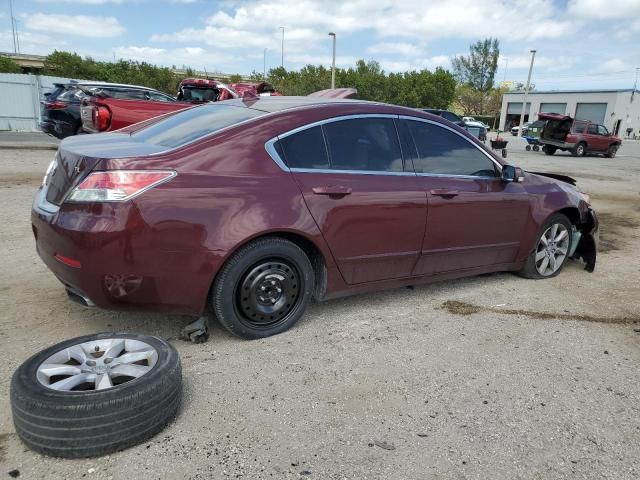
[213, 237, 315, 339]
[10, 332, 182, 458]
[518, 213, 573, 280]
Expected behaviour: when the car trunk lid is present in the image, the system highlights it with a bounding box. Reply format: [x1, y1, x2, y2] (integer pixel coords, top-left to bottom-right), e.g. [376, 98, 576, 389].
[539, 112, 574, 143]
[44, 133, 169, 205]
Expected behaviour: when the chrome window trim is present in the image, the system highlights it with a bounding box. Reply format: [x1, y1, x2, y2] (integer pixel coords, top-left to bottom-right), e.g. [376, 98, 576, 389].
[264, 113, 413, 175]
[398, 115, 504, 174]
[264, 113, 505, 179]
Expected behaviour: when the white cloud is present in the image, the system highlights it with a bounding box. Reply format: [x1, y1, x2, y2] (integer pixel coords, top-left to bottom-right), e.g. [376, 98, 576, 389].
[379, 55, 450, 72]
[25, 13, 125, 38]
[113, 45, 237, 70]
[567, 0, 640, 19]
[367, 42, 424, 58]
[601, 58, 627, 71]
[0, 29, 68, 54]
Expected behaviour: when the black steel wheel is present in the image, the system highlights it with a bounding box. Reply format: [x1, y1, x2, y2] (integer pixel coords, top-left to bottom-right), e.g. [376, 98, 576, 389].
[213, 237, 315, 339]
[237, 259, 302, 327]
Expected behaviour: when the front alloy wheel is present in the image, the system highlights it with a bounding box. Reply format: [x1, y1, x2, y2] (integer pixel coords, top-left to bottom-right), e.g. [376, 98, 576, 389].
[534, 223, 570, 276]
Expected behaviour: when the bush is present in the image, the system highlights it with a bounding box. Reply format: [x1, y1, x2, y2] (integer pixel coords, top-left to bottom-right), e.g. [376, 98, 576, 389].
[0, 56, 22, 73]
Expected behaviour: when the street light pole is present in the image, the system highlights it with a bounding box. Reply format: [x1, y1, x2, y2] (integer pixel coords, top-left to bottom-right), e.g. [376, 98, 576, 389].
[9, 0, 17, 54]
[518, 49, 536, 137]
[280, 27, 284, 68]
[263, 48, 267, 80]
[328, 32, 336, 89]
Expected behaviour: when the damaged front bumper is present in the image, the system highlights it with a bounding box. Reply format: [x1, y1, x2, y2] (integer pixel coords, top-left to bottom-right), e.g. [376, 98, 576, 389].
[572, 208, 598, 272]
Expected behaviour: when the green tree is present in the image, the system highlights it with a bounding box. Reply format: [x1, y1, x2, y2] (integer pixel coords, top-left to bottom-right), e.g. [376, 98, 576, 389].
[451, 38, 500, 92]
[0, 56, 22, 73]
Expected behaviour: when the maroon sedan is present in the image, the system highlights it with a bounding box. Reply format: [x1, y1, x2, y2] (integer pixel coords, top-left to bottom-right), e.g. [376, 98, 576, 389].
[32, 97, 598, 339]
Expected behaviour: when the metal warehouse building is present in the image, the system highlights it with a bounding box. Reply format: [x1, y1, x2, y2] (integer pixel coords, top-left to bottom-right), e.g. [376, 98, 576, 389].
[499, 89, 640, 138]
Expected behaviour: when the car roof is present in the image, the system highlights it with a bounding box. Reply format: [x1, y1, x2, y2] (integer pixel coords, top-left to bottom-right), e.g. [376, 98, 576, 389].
[221, 96, 379, 113]
[54, 81, 165, 93]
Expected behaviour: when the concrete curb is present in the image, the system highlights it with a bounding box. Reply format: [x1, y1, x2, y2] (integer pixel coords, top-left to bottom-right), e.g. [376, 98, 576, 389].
[0, 143, 58, 151]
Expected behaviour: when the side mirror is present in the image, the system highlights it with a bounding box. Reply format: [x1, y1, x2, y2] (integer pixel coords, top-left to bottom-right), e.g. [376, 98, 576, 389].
[502, 165, 524, 183]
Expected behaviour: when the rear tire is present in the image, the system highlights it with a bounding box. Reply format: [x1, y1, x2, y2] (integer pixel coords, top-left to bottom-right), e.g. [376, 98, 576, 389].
[544, 145, 556, 155]
[572, 142, 586, 157]
[212, 237, 315, 339]
[518, 214, 573, 279]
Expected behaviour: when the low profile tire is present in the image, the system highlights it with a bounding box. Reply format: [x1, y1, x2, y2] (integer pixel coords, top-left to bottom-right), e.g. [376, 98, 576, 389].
[605, 144, 619, 158]
[544, 145, 556, 156]
[10, 332, 182, 458]
[572, 142, 586, 157]
[519, 214, 573, 279]
[213, 237, 315, 339]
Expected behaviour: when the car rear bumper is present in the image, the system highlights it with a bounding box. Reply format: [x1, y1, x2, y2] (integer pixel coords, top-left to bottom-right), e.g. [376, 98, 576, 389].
[31, 192, 217, 316]
[39, 120, 75, 139]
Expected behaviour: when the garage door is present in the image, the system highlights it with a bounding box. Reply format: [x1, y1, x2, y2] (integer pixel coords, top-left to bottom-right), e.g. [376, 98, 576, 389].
[506, 102, 531, 115]
[540, 102, 567, 114]
[575, 103, 607, 124]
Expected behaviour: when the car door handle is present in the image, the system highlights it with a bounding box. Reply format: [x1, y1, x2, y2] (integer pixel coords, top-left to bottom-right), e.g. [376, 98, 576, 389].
[429, 189, 459, 198]
[312, 186, 352, 196]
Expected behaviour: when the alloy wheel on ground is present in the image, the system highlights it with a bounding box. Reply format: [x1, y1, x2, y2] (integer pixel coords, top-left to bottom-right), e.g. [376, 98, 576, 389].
[534, 223, 570, 276]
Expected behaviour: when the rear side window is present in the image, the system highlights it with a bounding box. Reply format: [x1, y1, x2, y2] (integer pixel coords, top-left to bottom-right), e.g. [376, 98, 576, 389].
[323, 117, 403, 172]
[278, 126, 329, 169]
[131, 104, 265, 148]
[587, 124, 597, 134]
[406, 120, 497, 177]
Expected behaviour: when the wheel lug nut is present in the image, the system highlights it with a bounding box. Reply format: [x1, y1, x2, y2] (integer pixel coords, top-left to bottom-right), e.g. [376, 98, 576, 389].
[276, 287, 282, 293]
[271, 298, 277, 304]
[260, 286, 266, 291]
[271, 280, 276, 286]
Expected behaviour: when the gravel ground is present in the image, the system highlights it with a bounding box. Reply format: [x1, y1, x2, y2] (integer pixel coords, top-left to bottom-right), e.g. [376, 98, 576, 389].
[0, 138, 639, 480]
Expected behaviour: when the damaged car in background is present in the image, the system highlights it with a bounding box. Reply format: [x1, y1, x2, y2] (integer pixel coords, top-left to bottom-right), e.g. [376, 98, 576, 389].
[32, 97, 598, 341]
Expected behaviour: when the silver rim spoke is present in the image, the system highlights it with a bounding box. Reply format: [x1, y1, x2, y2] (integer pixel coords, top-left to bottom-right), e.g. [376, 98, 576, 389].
[37, 338, 158, 392]
[535, 223, 570, 276]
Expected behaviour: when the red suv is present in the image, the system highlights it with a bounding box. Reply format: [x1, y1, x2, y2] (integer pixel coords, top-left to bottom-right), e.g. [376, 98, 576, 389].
[32, 98, 598, 339]
[538, 112, 622, 157]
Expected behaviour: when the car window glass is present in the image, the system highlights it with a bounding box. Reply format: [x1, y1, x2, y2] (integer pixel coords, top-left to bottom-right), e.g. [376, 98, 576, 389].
[278, 126, 329, 169]
[587, 124, 597, 134]
[443, 112, 461, 122]
[597, 125, 608, 135]
[323, 118, 403, 172]
[148, 92, 174, 102]
[407, 120, 497, 177]
[132, 104, 265, 148]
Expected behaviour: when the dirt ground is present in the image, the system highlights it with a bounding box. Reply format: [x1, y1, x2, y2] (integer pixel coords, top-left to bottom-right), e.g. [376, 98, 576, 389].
[1, 137, 639, 480]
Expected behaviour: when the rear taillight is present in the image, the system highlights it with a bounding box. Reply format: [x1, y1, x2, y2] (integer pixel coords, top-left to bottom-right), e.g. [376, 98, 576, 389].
[92, 106, 111, 131]
[45, 101, 67, 110]
[66, 170, 176, 202]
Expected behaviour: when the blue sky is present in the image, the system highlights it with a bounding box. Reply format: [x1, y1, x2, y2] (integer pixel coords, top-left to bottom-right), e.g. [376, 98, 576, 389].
[2, 0, 639, 90]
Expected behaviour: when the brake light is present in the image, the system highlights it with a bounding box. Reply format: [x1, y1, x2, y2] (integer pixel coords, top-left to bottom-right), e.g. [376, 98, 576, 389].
[45, 101, 67, 110]
[92, 106, 111, 131]
[54, 253, 81, 268]
[66, 171, 176, 202]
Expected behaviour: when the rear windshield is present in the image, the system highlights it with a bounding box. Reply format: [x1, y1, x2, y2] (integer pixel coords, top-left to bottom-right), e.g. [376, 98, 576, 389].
[131, 103, 266, 148]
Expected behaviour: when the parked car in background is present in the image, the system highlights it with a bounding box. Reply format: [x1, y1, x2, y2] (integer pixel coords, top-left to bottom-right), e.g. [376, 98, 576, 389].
[511, 122, 530, 136]
[538, 113, 622, 157]
[33, 97, 597, 340]
[422, 109, 487, 141]
[40, 82, 176, 139]
[82, 78, 281, 134]
[463, 116, 491, 130]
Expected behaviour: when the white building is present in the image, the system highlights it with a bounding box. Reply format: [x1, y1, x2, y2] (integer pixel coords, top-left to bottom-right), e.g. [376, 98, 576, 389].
[499, 89, 640, 137]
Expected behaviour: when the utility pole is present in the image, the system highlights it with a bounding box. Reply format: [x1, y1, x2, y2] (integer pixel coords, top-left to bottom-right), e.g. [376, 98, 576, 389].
[328, 32, 336, 89]
[280, 27, 284, 68]
[518, 49, 536, 137]
[13, 18, 20, 54]
[9, 0, 17, 54]
[263, 48, 267, 80]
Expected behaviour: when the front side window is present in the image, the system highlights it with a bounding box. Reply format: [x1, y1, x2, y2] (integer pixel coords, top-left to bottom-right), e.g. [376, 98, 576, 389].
[323, 117, 403, 172]
[597, 125, 609, 136]
[406, 120, 497, 177]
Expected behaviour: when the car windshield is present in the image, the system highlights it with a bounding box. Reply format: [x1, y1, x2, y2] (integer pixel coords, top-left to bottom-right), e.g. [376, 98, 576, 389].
[131, 103, 266, 148]
[181, 86, 219, 102]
